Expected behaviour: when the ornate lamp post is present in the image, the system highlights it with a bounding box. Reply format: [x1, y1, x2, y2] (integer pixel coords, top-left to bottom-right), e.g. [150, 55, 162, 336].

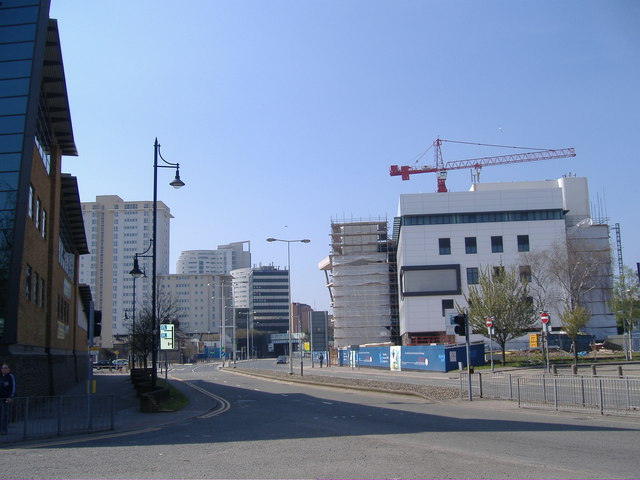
[129, 239, 152, 369]
[266, 237, 310, 375]
[151, 138, 185, 388]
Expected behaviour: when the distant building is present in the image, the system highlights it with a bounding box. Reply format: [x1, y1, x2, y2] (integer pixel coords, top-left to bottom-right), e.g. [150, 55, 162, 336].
[309, 311, 329, 353]
[251, 266, 290, 334]
[79, 196, 172, 344]
[157, 273, 230, 335]
[321, 219, 394, 348]
[394, 177, 615, 344]
[0, 2, 89, 395]
[292, 303, 312, 333]
[176, 242, 251, 275]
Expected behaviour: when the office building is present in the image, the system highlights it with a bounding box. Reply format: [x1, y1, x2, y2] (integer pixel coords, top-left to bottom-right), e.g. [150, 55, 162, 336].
[176, 242, 251, 275]
[79, 196, 172, 345]
[0, 1, 89, 395]
[157, 273, 231, 335]
[394, 177, 615, 344]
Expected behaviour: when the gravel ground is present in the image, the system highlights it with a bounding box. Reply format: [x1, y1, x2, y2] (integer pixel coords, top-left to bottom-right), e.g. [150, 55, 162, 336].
[233, 368, 461, 402]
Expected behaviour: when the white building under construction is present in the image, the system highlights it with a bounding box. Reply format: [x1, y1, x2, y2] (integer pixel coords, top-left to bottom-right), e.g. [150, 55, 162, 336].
[320, 218, 397, 347]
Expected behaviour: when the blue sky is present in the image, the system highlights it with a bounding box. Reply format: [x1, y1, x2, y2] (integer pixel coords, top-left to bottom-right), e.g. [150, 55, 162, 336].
[50, 0, 640, 312]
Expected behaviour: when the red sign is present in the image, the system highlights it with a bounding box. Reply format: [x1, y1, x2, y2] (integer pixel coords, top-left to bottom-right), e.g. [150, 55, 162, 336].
[485, 317, 493, 328]
[540, 312, 550, 324]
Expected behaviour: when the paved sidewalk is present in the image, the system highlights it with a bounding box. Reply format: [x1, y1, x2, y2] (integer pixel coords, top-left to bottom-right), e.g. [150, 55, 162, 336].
[74, 370, 213, 432]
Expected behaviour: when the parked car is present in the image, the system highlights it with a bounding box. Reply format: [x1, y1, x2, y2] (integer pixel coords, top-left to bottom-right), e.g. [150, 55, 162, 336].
[92, 360, 112, 370]
[276, 355, 287, 364]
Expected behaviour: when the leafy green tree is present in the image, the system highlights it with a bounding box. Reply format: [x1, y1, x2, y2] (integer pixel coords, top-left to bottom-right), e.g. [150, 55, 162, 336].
[560, 305, 590, 364]
[609, 266, 640, 358]
[463, 265, 537, 365]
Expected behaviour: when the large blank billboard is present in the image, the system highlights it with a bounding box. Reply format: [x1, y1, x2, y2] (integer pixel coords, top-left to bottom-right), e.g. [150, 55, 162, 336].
[401, 265, 461, 296]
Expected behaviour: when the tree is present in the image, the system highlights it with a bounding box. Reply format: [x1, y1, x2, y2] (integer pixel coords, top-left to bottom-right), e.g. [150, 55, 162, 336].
[463, 265, 537, 365]
[130, 286, 180, 369]
[609, 265, 640, 359]
[548, 238, 609, 312]
[560, 305, 590, 364]
[521, 238, 611, 353]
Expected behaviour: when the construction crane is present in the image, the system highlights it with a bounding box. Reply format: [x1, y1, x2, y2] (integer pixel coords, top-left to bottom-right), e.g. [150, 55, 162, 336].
[389, 138, 576, 192]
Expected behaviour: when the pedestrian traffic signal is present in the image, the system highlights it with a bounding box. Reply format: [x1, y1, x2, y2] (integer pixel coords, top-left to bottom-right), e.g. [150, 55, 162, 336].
[454, 314, 467, 337]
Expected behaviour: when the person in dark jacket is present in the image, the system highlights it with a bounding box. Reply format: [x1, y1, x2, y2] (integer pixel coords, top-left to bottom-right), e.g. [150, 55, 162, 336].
[1, 363, 15, 435]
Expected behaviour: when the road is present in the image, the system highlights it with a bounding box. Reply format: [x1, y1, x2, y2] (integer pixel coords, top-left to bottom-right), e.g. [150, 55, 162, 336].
[1, 363, 639, 479]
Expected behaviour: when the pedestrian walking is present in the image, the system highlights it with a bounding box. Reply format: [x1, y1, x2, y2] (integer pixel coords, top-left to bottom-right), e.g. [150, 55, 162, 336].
[319, 353, 324, 368]
[1, 363, 16, 435]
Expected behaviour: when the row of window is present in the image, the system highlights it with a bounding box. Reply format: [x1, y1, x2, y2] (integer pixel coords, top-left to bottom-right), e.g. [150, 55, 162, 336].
[28, 184, 46, 239]
[439, 235, 529, 255]
[24, 264, 45, 308]
[403, 209, 564, 227]
[465, 265, 531, 285]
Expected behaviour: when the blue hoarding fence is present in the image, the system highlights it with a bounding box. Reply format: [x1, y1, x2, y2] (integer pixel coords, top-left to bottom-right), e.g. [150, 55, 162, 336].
[338, 343, 485, 372]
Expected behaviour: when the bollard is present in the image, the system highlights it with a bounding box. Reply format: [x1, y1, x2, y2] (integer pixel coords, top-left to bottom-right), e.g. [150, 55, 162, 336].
[618, 365, 623, 377]
[591, 364, 597, 376]
[552, 364, 557, 375]
[572, 364, 578, 375]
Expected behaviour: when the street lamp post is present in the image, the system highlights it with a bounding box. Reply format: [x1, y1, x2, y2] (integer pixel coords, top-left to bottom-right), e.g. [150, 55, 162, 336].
[266, 237, 310, 375]
[151, 138, 185, 388]
[129, 240, 152, 369]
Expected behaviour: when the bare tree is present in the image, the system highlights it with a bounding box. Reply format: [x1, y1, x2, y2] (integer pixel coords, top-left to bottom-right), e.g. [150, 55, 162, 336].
[463, 265, 537, 365]
[130, 286, 180, 369]
[522, 237, 610, 360]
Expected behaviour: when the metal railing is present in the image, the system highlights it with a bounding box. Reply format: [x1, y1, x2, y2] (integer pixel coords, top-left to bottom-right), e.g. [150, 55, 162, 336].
[461, 372, 640, 415]
[0, 394, 115, 443]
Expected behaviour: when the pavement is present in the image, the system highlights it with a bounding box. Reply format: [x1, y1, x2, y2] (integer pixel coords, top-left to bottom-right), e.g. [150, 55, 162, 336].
[78, 369, 213, 433]
[85, 358, 640, 435]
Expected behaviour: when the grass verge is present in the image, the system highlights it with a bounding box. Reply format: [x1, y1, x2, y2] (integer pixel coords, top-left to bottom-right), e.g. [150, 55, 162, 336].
[156, 380, 189, 411]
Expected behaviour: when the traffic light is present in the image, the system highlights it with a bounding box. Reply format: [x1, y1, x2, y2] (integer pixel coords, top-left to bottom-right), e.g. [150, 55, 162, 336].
[453, 314, 467, 337]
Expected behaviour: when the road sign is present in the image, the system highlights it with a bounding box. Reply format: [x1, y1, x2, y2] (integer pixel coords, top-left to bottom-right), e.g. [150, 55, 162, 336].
[529, 334, 539, 348]
[160, 323, 175, 350]
[540, 312, 550, 324]
[485, 317, 493, 328]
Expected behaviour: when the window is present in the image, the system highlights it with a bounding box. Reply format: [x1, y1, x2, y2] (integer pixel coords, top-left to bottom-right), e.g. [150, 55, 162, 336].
[519, 265, 532, 283]
[35, 198, 40, 229]
[441, 299, 454, 317]
[465, 237, 477, 254]
[466, 267, 479, 285]
[41, 208, 46, 238]
[33, 271, 39, 304]
[491, 236, 503, 253]
[25, 264, 32, 300]
[39, 277, 45, 307]
[517, 235, 530, 252]
[28, 185, 34, 218]
[439, 238, 451, 255]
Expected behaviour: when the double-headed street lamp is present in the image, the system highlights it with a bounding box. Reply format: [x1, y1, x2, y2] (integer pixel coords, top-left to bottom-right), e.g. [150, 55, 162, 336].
[129, 239, 152, 369]
[266, 237, 310, 375]
[151, 138, 185, 388]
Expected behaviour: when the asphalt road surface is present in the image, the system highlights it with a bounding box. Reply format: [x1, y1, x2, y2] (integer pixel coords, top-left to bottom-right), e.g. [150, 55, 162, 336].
[1, 363, 639, 479]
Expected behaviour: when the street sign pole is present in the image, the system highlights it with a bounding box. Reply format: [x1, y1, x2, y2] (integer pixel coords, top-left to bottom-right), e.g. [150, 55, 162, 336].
[540, 312, 551, 373]
[465, 314, 472, 401]
[486, 317, 494, 372]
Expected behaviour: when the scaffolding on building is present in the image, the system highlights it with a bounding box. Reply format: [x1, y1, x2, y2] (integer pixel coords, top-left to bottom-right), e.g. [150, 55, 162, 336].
[328, 218, 396, 347]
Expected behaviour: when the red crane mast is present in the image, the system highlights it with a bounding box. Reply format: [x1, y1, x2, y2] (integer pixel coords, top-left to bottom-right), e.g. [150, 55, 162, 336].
[390, 138, 576, 192]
